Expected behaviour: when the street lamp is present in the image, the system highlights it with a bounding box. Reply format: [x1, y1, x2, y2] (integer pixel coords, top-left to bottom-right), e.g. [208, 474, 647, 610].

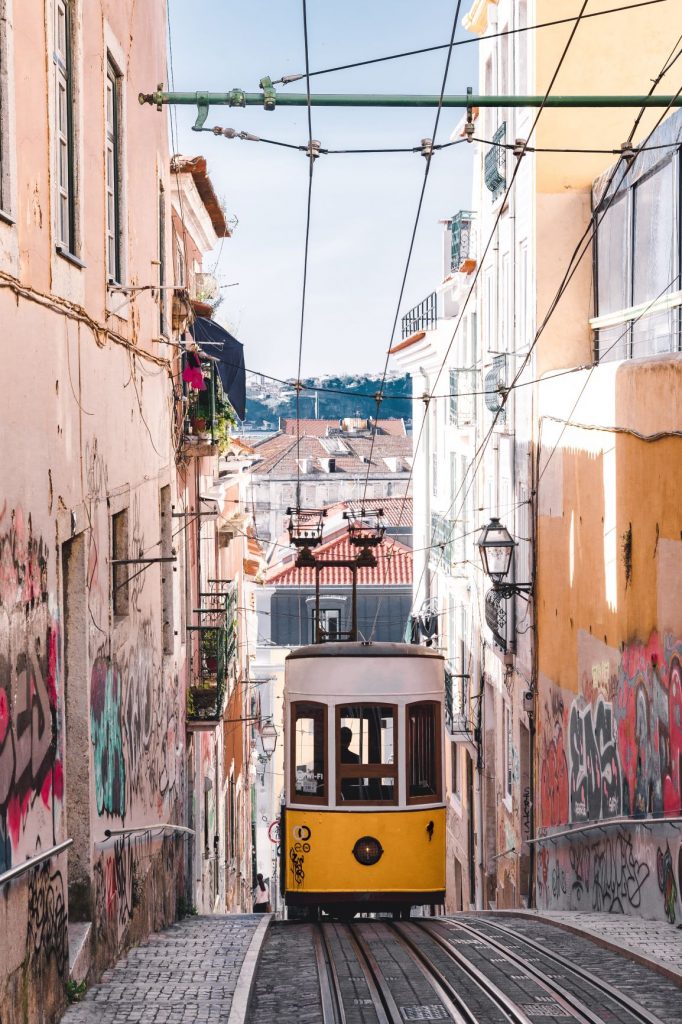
[476, 517, 532, 598]
[260, 721, 278, 760]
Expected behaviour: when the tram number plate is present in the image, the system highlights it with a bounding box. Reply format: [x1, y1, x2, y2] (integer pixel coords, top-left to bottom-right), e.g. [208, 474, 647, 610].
[400, 1007, 449, 1021]
[522, 1006, 570, 1018]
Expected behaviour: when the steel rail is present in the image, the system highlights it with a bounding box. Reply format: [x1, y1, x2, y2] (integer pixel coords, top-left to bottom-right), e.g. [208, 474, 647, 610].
[0, 838, 73, 887]
[341, 923, 392, 1024]
[436, 918, 664, 1024]
[461, 917, 666, 1024]
[313, 924, 346, 1024]
[398, 920, 533, 1024]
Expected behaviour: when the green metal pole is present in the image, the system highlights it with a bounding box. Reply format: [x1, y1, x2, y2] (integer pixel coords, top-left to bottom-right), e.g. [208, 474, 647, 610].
[140, 87, 682, 112]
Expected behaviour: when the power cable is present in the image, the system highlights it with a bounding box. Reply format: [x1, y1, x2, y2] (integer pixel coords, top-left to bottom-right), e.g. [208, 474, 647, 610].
[406, 53, 682, 631]
[370, 0, 594, 640]
[360, 0, 465, 508]
[272, 0, 667, 85]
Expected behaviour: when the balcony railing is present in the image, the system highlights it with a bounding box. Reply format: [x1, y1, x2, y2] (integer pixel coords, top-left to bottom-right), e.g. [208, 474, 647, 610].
[401, 291, 437, 339]
[450, 210, 475, 272]
[187, 582, 237, 723]
[484, 123, 507, 200]
[484, 354, 507, 424]
[445, 667, 474, 741]
[449, 368, 477, 426]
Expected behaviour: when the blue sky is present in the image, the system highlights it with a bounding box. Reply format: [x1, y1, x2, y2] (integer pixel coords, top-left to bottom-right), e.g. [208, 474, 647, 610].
[167, 1, 477, 378]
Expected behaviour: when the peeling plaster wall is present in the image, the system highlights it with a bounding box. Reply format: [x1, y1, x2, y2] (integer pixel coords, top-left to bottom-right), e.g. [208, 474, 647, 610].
[0, 3, 185, 1020]
[536, 359, 682, 923]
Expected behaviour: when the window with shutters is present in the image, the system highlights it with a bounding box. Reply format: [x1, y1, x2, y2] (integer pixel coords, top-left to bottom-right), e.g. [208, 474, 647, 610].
[54, 0, 76, 253]
[105, 57, 123, 282]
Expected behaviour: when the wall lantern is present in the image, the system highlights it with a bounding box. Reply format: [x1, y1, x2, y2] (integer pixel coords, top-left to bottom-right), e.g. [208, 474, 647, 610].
[260, 721, 279, 760]
[476, 517, 532, 599]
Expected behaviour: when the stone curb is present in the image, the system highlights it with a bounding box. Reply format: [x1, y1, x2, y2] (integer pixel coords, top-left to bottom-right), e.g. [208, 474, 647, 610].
[227, 913, 273, 1024]
[489, 910, 682, 987]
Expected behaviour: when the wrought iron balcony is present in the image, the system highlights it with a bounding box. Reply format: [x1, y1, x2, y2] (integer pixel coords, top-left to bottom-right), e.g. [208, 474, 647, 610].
[484, 123, 507, 200]
[449, 367, 477, 427]
[187, 582, 237, 723]
[484, 354, 507, 424]
[445, 666, 473, 741]
[450, 210, 475, 272]
[401, 291, 437, 339]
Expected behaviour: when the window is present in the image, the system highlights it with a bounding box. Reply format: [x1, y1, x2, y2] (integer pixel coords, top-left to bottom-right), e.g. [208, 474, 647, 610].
[291, 702, 326, 802]
[451, 741, 460, 797]
[407, 701, 441, 802]
[336, 704, 397, 804]
[111, 508, 129, 617]
[54, 0, 75, 252]
[595, 152, 681, 361]
[159, 485, 173, 654]
[105, 57, 122, 282]
[311, 607, 340, 643]
[504, 704, 512, 799]
[159, 181, 167, 335]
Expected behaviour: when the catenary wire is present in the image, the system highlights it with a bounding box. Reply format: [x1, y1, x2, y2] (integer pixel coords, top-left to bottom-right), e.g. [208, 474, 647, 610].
[370, 0, 593, 639]
[272, 0, 667, 84]
[360, 0, 465, 508]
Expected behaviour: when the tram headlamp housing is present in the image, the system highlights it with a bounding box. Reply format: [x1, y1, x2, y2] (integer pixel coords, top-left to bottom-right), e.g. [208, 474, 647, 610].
[352, 836, 384, 866]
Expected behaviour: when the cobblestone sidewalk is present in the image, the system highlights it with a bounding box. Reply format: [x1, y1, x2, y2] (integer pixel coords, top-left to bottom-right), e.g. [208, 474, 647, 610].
[62, 915, 261, 1023]
[508, 910, 682, 981]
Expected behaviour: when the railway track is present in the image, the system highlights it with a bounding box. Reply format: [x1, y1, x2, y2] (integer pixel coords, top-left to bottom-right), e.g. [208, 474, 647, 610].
[310, 918, 666, 1024]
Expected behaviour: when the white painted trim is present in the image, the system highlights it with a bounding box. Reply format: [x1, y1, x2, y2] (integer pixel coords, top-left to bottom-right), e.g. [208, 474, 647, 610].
[589, 288, 682, 330]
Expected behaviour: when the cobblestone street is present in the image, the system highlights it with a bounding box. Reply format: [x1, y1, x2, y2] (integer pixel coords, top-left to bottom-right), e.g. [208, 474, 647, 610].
[62, 916, 261, 1024]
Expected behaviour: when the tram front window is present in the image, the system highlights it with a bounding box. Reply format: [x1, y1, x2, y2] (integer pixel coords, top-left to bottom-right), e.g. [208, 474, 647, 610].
[292, 702, 326, 801]
[337, 705, 397, 803]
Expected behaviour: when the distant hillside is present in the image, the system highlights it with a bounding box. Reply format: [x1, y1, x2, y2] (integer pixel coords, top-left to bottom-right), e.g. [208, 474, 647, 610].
[244, 373, 412, 427]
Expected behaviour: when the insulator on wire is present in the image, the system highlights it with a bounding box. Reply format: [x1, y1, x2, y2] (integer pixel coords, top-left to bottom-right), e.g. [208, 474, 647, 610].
[464, 121, 476, 142]
[513, 138, 527, 159]
[420, 137, 434, 159]
[307, 139, 321, 161]
[620, 142, 636, 167]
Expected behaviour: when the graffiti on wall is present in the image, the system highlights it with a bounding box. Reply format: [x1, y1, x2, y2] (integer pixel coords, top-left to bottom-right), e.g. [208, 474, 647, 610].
[26, 859, 69, 978]
[90, 619, 179, 821]
[0, 509, 63, 870]
[657, 843, 678, 924]
[569, 697, 622, 822]
[539, 691, 568, 828]
[539, 632, 682, 831]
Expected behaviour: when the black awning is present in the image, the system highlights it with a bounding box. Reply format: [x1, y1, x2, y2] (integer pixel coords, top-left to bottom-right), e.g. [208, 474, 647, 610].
[189, 317, 246, 421]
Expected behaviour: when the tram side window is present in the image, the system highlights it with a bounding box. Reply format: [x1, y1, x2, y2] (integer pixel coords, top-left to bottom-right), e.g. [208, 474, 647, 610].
[337, 705, 397, 803]
[292, 702, 326, 801]
[408, 702, 441, 802]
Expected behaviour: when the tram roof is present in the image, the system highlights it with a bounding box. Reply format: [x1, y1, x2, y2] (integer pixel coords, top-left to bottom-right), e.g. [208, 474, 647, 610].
[286, 642, 444, 661]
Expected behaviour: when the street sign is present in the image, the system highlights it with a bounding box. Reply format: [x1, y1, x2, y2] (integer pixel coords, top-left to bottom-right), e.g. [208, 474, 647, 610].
[268, 819, 280, 844]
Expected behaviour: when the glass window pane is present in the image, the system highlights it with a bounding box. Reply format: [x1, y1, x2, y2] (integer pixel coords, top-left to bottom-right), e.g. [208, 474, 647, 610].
[598, 324, 629, 363]
[293, 703, 325, 798]
[338, 705, 394, 766]
[596, 192, 630, 315]
[341, 776, 395, 802]
[632, 308, 679, 359]
[408, 703, 439, 798]
[633, 159, 679, 306]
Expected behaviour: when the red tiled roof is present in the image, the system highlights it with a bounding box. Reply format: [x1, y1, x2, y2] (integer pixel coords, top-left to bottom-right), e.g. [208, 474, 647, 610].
[320, 496, 413, 528]
[249, 432, 412, 478]
[266, 533, 412, 587]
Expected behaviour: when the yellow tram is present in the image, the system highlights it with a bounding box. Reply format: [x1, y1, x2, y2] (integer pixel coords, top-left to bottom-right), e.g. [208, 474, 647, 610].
[281, 641, 446, 918]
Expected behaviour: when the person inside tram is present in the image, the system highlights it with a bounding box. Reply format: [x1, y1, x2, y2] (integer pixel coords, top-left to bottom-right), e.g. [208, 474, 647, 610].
[340, 726, 362, 799]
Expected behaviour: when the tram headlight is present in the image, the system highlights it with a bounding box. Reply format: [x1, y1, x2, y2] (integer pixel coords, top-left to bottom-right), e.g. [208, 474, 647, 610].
[352, 836, 384, 866]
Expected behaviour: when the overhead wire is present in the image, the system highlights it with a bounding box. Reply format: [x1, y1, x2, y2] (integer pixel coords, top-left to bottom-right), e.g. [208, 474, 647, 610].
[406, 44, 682, 631]
[370, 0, 594, 640]
[272, 0, 667, 84]
[360, 0, 466, 509]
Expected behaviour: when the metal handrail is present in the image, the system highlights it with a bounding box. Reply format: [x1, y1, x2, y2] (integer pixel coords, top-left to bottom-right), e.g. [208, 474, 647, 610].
[0, 838, 73, 887]
[103, 823, 195, 840]
[530, 814, 682, 845]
